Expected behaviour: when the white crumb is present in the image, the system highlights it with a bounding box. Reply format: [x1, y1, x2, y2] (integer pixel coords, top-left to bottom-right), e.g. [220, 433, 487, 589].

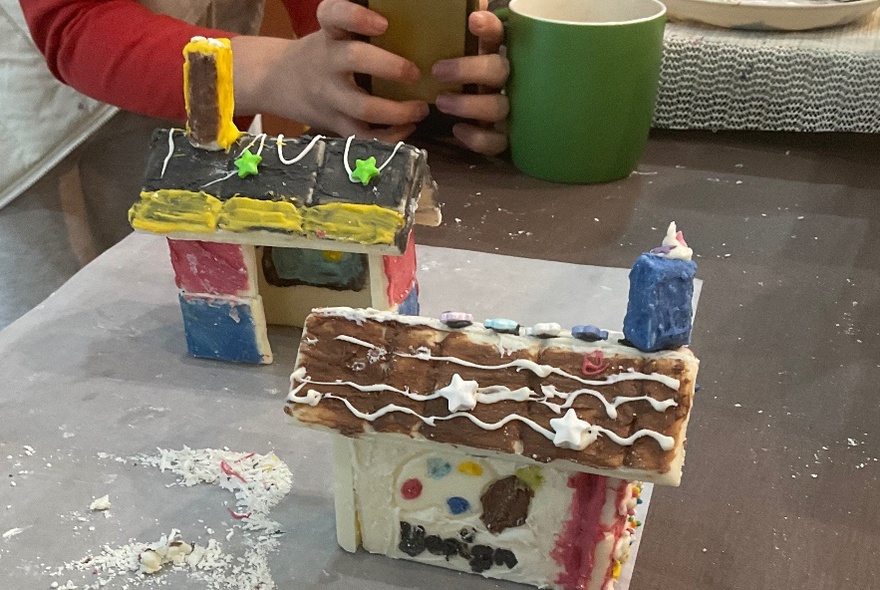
[23, 445, 35, 456]
[3, 527, 24, 540]
[89, 495, 111, 511]
[53, 448, 292, 589]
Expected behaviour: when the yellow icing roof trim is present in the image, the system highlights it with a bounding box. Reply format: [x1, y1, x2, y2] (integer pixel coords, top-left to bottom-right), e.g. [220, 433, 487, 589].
[129, 190, 221, 234]
[129, 191, 405, 246]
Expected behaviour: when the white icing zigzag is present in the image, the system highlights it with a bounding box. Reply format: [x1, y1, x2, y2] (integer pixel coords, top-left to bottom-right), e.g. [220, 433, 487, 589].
[288, 326, 682, 452]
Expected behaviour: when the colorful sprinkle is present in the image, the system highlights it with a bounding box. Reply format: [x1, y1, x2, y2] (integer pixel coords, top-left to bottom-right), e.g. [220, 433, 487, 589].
[571, 324, 609, 342]
[612, 561, 622, 579]
[483, 318, 520, 334]
[427, 457, 452, 479]
[515, 466, 544, 491]
[234, 149, 262, 178]
[350, 156, 380, 185]
[530, 322, 561, 338]
[637, 498, 644, 505]
[457, 461, 483, 476]
[447, 496, 471, 515]
[401, 478, 423, 500]
[440, 311, 473, 329]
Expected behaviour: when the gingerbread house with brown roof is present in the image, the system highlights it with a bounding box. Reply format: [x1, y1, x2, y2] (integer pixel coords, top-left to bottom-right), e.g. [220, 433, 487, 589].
[285, 301, 699, 590]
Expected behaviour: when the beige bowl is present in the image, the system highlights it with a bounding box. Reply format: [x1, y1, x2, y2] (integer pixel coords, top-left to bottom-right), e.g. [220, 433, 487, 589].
[664, 0, 880, 31]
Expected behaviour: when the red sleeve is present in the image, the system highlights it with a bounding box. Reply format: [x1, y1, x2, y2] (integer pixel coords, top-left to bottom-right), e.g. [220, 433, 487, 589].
[282, 0, 321, 38]
[20, 0, 246, 122]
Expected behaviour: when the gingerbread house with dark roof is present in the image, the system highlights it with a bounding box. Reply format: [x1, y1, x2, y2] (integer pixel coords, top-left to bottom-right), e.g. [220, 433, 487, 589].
[127, 37, 440, 364]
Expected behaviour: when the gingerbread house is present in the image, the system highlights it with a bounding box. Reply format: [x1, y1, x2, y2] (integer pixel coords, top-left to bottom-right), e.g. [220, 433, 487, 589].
[284, 225, 700, 590]
[127, 37, 441, 364]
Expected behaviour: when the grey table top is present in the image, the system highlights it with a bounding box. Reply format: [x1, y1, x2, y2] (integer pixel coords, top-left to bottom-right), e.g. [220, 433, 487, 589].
[1, 127, 879, 589]
[0, 234, 682, 589]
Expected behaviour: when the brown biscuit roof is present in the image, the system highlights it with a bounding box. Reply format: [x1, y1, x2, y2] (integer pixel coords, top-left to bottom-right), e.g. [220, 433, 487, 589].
[285, 308, 699, 486]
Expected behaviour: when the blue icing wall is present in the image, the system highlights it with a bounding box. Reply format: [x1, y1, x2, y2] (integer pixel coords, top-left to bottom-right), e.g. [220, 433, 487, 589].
[623, 253, 697, 352]
[179, 294, 266, 364]
[397, 285, 420, 316]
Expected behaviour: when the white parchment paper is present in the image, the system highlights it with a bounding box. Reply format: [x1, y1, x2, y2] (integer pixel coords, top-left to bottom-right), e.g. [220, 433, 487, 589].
[0, 233, 700, 590]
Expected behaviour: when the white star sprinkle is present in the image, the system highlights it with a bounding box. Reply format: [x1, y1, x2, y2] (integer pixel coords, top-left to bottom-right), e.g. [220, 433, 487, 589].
[436, 374, 480, 413]
[550, 409, 599, 450]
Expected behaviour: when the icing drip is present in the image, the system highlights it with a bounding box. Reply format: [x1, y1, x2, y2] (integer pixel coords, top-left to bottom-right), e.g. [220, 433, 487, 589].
[160, 129, 176, 178]
[276, 134, 324, 165]
[342, 135, 406, 182]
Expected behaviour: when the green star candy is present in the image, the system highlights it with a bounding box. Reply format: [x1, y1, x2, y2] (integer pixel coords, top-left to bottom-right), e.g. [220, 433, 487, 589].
[234, 149, 262, 178]
[351, 156, 380, 185]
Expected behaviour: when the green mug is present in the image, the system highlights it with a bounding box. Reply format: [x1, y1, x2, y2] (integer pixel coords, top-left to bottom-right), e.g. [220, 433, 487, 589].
[502, 0, 666, 184]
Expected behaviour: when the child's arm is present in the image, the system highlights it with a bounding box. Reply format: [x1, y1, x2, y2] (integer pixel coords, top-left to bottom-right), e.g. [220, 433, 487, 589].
[21, 0, 236, 121]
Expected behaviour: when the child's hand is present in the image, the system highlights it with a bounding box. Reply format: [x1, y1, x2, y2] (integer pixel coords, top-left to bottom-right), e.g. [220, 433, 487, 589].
[233, 0, 429, 143]
[432, 1, 509, 156]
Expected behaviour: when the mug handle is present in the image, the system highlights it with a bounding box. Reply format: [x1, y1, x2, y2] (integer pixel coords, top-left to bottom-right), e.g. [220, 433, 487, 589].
[489, 0, 511, 25]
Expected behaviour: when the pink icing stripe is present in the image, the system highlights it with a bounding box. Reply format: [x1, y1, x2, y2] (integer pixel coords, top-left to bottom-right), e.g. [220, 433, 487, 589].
[551, 473, 608, 590]
[382, 230, 417, 305]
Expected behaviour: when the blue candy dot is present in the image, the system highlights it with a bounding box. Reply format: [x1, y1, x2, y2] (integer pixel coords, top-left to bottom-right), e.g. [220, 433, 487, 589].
[427, 457, 452, 479]
[447, 496, 470, 515]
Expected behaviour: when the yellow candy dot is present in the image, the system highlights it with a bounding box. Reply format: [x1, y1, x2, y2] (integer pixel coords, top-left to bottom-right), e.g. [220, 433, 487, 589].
[457, 461, 483, 476]
[612, 561, 622, 579]
[321, 250, 345, 262]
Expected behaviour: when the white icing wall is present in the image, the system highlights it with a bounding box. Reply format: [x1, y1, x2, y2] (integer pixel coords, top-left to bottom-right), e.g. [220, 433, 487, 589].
[347, 435, 573, 587]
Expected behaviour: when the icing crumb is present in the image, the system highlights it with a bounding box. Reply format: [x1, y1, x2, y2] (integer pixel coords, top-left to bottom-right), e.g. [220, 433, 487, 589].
[88, 495, 111, 511]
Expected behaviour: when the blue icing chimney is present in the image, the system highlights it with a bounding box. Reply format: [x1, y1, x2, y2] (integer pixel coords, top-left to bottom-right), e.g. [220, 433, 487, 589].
[623, 253, 697, 352]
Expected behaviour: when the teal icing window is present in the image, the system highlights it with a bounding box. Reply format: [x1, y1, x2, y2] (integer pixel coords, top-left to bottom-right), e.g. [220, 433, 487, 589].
[262, 247, 368, 291]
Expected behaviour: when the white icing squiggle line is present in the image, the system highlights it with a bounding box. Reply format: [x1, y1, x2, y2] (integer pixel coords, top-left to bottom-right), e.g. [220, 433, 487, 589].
[160, 129, 176, 178]
[397, 350, 679, 390]
[316, 394, 674, 451]
[335, 335, 678, 390]
[342, 135, 406, 182]
[330, 335, 680, 419]
[201, 170, 238, 189]
[237, 133, 267, 158]
[277, 134, 324, 165]
[541, 385, 678, 420]
[289, 371, 537, 408]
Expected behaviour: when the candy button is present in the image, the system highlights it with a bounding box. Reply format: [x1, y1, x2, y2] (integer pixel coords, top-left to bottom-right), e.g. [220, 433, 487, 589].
[401, 478, 423, 499]
[457, 461, 483, 476]
[440, 311, 474, 329]
[483, 318, 520, 335]
[447, 496, 471, 515]
[427, 457, 452, 479]
[530, 322, 561, 338]
[572, 324, 609, 342]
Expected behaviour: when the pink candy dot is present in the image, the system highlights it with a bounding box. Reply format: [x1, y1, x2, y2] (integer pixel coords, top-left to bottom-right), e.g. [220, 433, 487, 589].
[401, 478, 423, 500]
